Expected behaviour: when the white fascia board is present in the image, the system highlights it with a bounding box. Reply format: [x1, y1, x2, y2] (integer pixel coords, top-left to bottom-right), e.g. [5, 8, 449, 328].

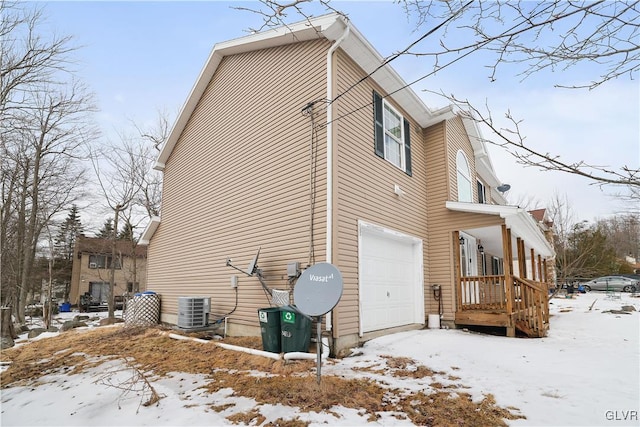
[446, 200, 522, 216]
[445, 201, 554, 257]
[461, 116, 501, 185]
[337, 21, 439, 128]
[490, 188, 508, 205]
[139, 216, 161, 245]
[154, 12, 450, 169]
[423, 105, 456, 128]
[155, 49, 225, 170]
[155, 15, 342, 170]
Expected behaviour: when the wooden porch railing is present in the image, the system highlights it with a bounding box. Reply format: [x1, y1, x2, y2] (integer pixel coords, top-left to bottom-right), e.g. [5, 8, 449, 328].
[457, 274, 549, 337]
[512, 276, 549, 337]
[458, 275, 507, 311]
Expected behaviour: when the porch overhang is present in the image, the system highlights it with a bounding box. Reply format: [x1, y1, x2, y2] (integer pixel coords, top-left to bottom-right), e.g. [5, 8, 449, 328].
[445, 201, 554, 258]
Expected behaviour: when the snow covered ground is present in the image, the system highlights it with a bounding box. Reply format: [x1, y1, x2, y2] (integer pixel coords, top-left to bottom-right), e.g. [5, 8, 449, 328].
[1, 292, 639, 426]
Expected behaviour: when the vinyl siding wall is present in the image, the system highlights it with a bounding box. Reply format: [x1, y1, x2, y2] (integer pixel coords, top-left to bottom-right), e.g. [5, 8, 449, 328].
[332, 50, 430, 338]
[148, 40, 330, 329]
[424, 117, 503, 321]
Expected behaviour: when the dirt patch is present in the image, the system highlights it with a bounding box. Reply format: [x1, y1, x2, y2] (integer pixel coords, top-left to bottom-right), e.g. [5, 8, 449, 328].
[1, 325, 524, 425]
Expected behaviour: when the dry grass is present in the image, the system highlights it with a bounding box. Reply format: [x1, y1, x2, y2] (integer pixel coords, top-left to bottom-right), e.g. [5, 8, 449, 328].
[0, 325, 525, 425]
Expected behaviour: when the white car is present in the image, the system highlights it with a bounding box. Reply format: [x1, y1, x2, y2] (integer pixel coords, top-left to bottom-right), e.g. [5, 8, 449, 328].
[582, 276, 638, 292]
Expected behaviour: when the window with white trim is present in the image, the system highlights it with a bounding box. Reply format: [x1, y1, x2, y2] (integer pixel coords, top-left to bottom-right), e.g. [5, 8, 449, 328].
[88, 254, 121, 269]
[373, 91, 412, 175]
[491, 256, 504, 275]
[456, 150, 472, 202]
[477, 180, 487, 204]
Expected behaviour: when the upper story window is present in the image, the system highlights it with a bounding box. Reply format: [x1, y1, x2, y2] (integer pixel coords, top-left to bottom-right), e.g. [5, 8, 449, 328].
[477, 180, 487, 204]
[373, 91, 412, 176]
[456, 150, 472, 202]
[88, 254, 121, 270]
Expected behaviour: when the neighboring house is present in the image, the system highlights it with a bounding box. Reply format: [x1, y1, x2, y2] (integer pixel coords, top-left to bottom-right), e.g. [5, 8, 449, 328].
[141, 14, 554, 355]
[70, 236, 147, 308]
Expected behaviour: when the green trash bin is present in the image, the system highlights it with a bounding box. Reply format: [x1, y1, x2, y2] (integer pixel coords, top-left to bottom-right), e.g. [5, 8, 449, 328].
[258, 307, 281, 353]
[280, 306, 312, 353]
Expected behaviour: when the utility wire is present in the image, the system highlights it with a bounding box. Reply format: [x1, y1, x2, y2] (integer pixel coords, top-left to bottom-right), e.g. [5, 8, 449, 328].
[330, 0, 474, 106]
[324, 1, 558, 128]
[303, 102, 319, 267]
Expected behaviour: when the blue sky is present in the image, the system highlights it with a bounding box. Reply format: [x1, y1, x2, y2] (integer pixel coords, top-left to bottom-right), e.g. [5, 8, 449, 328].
[36, 1, 639, 229]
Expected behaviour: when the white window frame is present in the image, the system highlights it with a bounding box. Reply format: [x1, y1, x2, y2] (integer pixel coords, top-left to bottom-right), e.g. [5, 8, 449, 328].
[492, 256, 504, 275]
[456, 150, 472, 202]
[382, 101, 405, 170]
[477, 180, 487, 204]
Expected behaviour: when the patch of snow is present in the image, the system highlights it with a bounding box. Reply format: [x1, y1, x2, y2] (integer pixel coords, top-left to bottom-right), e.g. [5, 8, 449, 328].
[1, 293, 638, 426]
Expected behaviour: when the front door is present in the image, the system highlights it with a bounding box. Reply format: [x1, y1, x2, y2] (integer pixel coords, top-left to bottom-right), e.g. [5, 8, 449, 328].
[460, 233, 479, 304]
[460, 233, 478, 277]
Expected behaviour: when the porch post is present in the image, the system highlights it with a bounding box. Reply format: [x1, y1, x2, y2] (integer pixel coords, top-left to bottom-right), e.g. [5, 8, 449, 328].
[537, 254, 543, 284]
[502, 225, 515, 337]
[516, 238, 525, 279]
[530, 248, 536, 281]
[454, 231, 462, 316]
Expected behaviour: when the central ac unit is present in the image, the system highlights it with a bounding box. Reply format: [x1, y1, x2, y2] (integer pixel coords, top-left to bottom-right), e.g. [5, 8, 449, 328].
[177, 296, 211, 329]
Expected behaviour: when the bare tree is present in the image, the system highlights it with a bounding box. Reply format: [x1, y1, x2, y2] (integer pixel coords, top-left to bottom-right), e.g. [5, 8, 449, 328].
[90, 109, 170, 318]
[233, 0, 342, 33]
[91, 136, 146, 319]
[2, 81, 95, 322]
[447, 97, 639, 189]
[240, 1, 639, 190]
[131, 109, 169, 217]
[547, 193, 582, 282]
[0, 1, 75, 116]
[596, 213, 640, 261]
[548, 193, 624, 280]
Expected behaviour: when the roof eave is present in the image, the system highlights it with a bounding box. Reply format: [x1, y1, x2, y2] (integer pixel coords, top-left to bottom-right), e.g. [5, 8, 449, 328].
[156, 14, 345, 168]
[155, 13, 448, 168]
[139, 216, 161, 245]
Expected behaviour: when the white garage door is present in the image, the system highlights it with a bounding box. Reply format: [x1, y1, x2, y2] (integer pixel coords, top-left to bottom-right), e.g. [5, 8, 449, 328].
[359, 221, 424, 334]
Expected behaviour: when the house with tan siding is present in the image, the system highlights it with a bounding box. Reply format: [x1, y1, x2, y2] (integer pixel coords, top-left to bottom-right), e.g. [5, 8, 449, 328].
[70, 236, 147, 309]
[141, 14, 554, 355]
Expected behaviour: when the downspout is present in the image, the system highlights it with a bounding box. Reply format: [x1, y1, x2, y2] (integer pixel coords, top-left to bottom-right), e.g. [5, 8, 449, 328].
[325, 21, 350, 336]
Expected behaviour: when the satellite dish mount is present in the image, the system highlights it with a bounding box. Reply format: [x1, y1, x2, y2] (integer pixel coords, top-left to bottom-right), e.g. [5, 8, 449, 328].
[226, 248, 272, 296]
[293, 262, 344, 384]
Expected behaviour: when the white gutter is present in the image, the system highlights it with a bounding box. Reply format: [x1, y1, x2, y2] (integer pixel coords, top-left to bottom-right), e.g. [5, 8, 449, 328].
[326, 20, 350, 333]
[326, 22, 350, 265]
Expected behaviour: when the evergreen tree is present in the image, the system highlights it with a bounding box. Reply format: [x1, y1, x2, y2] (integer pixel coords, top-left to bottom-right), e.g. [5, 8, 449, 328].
[53, 205, 84, 302]
[118, 221, 136, 241]
[54, 205, 84, 260]
[97, 218, 114, 239]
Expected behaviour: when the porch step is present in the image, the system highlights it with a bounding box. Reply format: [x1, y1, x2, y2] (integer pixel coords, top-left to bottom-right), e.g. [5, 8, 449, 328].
[515, 320, 548, 338]
[455, 311, 510, 327]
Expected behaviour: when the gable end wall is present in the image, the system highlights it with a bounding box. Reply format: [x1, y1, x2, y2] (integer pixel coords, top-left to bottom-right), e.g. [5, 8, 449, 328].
[147, 40, 330, 329]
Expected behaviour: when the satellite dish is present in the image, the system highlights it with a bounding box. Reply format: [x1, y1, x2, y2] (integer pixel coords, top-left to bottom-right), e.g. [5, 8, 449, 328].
[293, 263, 343, 317]
[226, 247, 261, 277]
[293, 263, 344, 385]
[497, 184, 511, 193]
[246, 247, 261, 276]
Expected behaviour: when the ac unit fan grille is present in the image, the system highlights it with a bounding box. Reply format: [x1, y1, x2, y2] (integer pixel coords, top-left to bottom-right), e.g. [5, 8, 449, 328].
[177, 296, 210, 329]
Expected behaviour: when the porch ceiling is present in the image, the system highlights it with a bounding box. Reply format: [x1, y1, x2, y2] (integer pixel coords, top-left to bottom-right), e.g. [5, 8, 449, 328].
[446, 201, 555, 258]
